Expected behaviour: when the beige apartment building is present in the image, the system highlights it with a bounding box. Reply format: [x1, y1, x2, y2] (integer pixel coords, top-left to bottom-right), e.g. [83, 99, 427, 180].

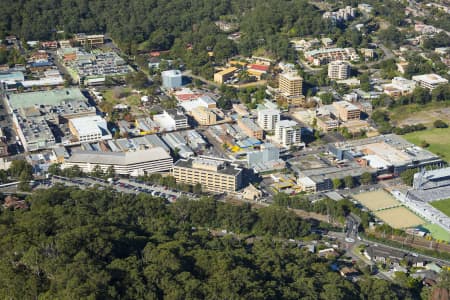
[279, 72, 303, 96]
[332, 101, 360, 122]
[172, 157, 243, 193]
[191, 106, 217, 125]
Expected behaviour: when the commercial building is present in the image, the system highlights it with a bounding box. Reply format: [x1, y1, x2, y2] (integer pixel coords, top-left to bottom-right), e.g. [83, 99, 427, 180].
[74, 33, 105, 46]
[383, 77, 416, 97]
[161, 132, 194, 158]
[328, 134, 444, 177]
[332, 101, 360, 122]
[316, 115, 339, 132]
[68, 115, 111, 143]
[279, 72, 303, 96]
[214, 67, 237, 84]
[323, 6, 356, 23]
[247, 143, 285, 173]
[172, 157, 243, 193]
[275, 120, 302, 147]
[63, 147, 172, 176]
[412, 74, 448, 90]
[237, 117, 263, 139]
[257, 108, 280, 131]
[191, 106, 217, 125]
[328, 61, 350, 80]
[162, 70, 183, 89]
[153, 109, 188, 132]
[6, 88, 96, 151]
[179, 95, 216, 112]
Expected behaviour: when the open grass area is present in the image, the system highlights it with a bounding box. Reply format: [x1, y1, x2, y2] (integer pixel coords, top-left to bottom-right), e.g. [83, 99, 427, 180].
[422, 223, 450, 243]
[374, 207, 425, 229]
[389, 102, 450, 127]
[354, 190, 401, 211]
[430, 198, 450, 217]
[403, 127, 450, 162]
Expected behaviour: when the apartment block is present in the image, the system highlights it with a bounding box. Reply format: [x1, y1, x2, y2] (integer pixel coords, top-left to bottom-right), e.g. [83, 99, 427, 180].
[328, 61, 350, 80]
[275, 120, 302, 147]
[192, 106, 217, 125]
[214, 67, 237, 84]
[279, 72, 303, 96]
[172, 157, 243, 193]
[332, 101, 360, 122]
[74, 33, 105, 46]
[257, 108, 280, 131]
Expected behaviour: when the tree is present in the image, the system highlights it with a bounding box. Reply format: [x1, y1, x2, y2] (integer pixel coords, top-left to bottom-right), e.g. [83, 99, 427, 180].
[433, 119, 448, 128]
[105, 166, 115, 179]
[9, 160, 33, 179]
[344, 176, 354, 189]
[193, 183, 202, 195]
[48, 163, 62, 176]
[359, 73, 371, 92]
[332, 178, 343, 190]
[400, 168, 418, 186]
[360, 172, 373, 185]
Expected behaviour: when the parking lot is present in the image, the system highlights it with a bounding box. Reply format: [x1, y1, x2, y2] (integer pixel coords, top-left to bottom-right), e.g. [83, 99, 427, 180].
[51, 175, 198, 202]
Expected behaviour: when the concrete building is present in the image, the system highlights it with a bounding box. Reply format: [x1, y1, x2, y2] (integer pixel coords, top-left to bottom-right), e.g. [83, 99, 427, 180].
[328, 61, 350, 80]
[279, 72, 303, 97]
[172, 157, 243, 193]
[316, 115, 339, 132]
[275, 120, 302, 147]
[257, 108, 280, 131]
[237, 117, 263, 139]
[74, 33, 104, 46]
[383, 77, 416, 97]
[191, 106, 217, 125]
[153, 109, 188, 131]
[68, 115, 111, 143]
[247, 143, 285, 173]
[214, 67, 237, 84]
[332, 101, 360, 121]
[412, 74, 448, 90]
[63, 147, 172, 176]
[161, 132, 194, 158]
[162, 70, 183, 89]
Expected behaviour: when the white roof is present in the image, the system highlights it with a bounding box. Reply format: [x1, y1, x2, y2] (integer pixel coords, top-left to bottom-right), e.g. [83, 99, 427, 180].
[67, 147, 171, 165]
[276, 120, 299, 128]
[412, 74, 448, 85]
[70, 115, 106, 136]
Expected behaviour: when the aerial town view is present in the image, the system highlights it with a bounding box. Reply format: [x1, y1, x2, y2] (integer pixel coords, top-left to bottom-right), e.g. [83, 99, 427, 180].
[0, 0, 450, 299]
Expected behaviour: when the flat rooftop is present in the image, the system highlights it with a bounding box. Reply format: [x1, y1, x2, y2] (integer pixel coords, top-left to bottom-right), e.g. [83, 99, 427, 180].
[8, 88, 86, 109]
[174, 157, 242, 176]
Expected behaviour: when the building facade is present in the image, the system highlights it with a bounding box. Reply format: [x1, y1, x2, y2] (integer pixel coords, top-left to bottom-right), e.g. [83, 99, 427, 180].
[328, 61, 350, 80]
[332, 101, 360, 122]
[162, 70, 183, 89]
[172, 157, 243, 193]
[237, 117, 263, 139]
[257, 108, 280, 131]
[279, 72, 303, 96]
[191, 106, 217, 125]
[275, 120, 302, 147]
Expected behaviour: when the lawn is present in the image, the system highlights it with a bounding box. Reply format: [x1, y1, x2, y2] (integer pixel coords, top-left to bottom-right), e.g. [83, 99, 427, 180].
[374, 207, 425, 229]
[430, 198, 450, 217]
[389, 102, 450, 127]
[422, 223, 450, 243]
[403, 127, 450, 162]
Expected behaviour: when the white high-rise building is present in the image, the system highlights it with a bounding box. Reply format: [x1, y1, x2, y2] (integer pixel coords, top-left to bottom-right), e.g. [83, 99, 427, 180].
[275, 120, 302, 147]
[328, 61, 350, 80]
[257, 108, 281, 131]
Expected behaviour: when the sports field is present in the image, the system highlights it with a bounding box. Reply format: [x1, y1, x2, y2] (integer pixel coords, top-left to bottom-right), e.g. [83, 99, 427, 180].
[430, 198, 450, 217]
[422, 223, 450, 243]
[404, 127, 450, 162]
[374, 207, 425, 229]
[353, 190, 400, 211]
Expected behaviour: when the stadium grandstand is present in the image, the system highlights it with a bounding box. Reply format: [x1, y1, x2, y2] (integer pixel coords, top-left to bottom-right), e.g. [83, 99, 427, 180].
[409, 167, 450, 203]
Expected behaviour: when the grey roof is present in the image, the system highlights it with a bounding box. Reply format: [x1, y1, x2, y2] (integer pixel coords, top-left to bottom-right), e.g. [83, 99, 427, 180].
[67, 147, 171, 165]
[174, 158, 242, 176]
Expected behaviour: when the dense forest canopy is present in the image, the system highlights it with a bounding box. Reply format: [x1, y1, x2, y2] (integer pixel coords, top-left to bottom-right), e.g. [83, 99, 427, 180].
[0, 0, 334, 58]
[0, 185, 427, 299]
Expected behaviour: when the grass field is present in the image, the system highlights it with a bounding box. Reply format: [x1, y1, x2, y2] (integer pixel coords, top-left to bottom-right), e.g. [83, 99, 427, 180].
[430, 198, 450, 217]
[389, 102, 450, 127]
[403, 127, 450, 162]
[375, 207, 425, 229]
[354, 190, 401, 211]
[422, 223, 450, 243]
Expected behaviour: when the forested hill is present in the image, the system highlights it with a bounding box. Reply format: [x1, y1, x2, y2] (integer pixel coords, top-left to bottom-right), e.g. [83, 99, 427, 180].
[0, 185, 420, 299]
[0, 0, 333, 57]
